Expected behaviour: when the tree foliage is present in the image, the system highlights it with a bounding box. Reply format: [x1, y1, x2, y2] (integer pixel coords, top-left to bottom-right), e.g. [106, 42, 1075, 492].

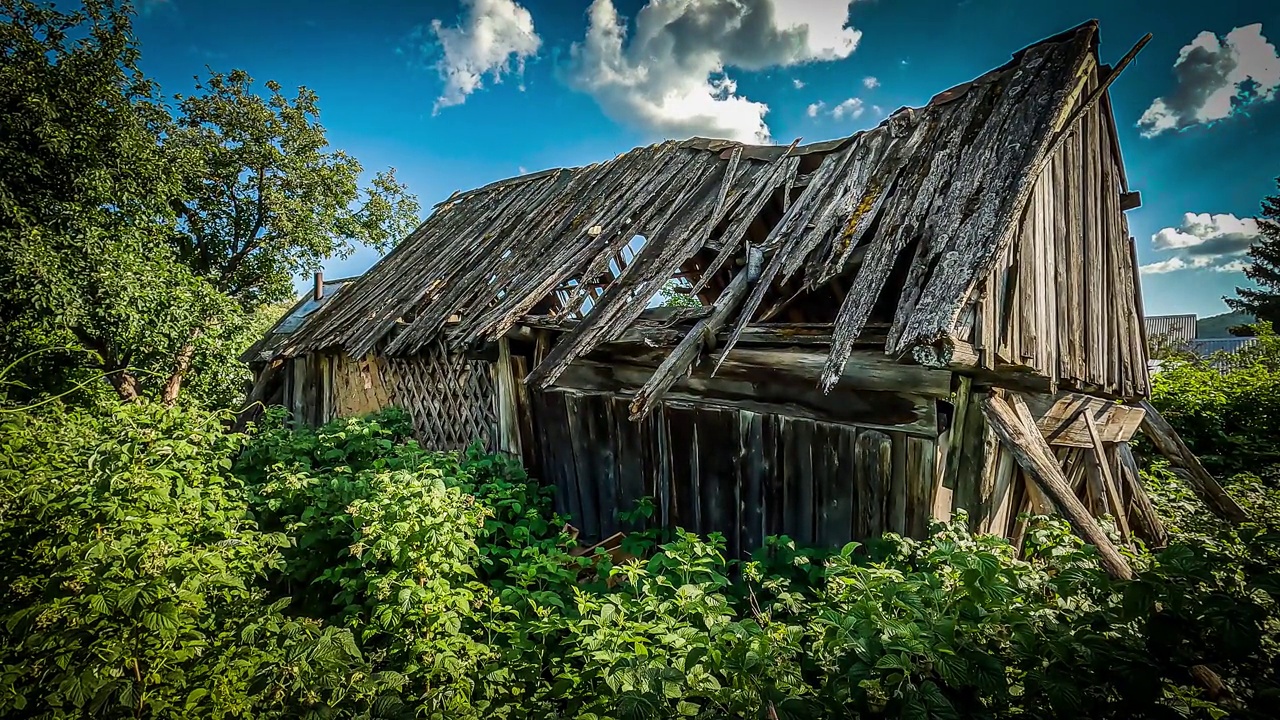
[1229, 177, 1280, 325]
[0, 0, 419, 406]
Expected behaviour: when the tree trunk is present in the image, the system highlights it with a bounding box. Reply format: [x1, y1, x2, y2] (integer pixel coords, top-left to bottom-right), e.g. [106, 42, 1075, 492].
[161, 343, 198, 406]
[160, 329, 204, 406]
[107, 370, 142, 402]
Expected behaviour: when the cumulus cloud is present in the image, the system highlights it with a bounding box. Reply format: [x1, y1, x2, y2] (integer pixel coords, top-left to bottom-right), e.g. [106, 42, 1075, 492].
[1141, 212, 1261, 275]
[425, 0, 542, 113]
[862, 76, 879, 89]
[806, 97, 864, 121]
[568, 0, 863, 142]
[793, 78, 806, 89]
[1139, 23, 1280, 137]
[1151, 212, 1262, 256]
[831, 97, 865, 119]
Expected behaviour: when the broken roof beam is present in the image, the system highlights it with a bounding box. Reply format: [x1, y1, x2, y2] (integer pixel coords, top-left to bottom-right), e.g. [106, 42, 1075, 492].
[629, 247, 760, 420]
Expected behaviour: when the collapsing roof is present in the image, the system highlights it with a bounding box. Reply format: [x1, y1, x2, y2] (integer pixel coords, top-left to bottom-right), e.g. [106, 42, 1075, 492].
[282, 20, 1123, 398]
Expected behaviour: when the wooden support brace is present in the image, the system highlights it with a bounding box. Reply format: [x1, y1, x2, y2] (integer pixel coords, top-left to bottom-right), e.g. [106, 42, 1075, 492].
[1083, 413, 1131, 543]
[1115, 444, 1169, 549]
[1138, 399, 1249, 523]
[982, 391, 1134, 580]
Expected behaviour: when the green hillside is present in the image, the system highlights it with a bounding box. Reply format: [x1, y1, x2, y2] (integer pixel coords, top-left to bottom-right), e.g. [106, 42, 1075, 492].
[1197, 311, 1256, 338]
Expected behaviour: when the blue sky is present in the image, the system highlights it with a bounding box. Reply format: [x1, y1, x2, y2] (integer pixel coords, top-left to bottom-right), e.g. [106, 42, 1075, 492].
[134, 0, 1280, 319]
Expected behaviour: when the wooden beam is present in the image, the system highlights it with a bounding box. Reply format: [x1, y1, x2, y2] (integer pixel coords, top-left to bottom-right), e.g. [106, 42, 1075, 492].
[629, 252, 757, 420]
[1120, 191, 1141, 211]
[1138, 399, 1249, 523]
[982, 391, 1134, 580]
[556, 360, 938, 437]
[1083, 412, 1131, 542]
[1115, 444, 1168, 549]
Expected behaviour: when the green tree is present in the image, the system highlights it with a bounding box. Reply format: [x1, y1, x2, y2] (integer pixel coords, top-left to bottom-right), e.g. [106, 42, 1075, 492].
[1229, 177, 1280, 325]
[0, 0, 188, 403]
[0, 1, 420, 407]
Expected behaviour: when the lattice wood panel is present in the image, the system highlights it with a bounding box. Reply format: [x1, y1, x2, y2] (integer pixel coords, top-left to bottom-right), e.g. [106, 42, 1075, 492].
[386, 342, 497, 451]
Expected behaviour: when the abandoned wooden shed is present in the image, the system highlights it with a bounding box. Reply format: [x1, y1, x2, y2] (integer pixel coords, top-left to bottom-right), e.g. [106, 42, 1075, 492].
[245, 21, 1246, 572]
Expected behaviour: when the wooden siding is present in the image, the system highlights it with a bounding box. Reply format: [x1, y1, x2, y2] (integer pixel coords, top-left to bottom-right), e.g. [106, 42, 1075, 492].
[969, 58, 1149, 399]
[528, 389, 939, 560]
[283, 343, 500, 452]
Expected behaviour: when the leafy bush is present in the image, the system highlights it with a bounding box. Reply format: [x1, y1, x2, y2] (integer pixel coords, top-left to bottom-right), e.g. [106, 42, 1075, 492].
[0, 403, 388, 718]
[1150, 325, 1280, 476]
[4, 404, 1280, 718]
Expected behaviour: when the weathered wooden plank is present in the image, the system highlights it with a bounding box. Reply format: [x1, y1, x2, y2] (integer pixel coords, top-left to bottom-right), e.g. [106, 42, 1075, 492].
[814, 422, 847, 547]
[610, 396, 648, 532]
[1138, 399, 1249, 523]
[906, 435, 937, 538]
[555, 358, 939, 436]
[562, 393, 603, 538]
[788, 417, 817, 545]
[887, 433, 909, 536]
[739, 410, 768, 555]
[982, 390, 1134, 580]
[494, 339, 523, 457]
[1022, 391, 1145, 447]
[1083, 413, 1131, 541]
[630, 256, 756, 419]
[855, 429, 891, 540]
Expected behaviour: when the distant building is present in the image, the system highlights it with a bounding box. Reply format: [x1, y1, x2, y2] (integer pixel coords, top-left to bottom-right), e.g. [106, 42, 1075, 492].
[1144, 314, 1197, 345]
[1144, 314, 1258, 372]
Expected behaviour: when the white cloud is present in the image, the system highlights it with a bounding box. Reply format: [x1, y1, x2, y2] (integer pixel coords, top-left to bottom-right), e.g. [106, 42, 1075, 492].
[427, 0, 542, 113]
[793, 78, 806, 89]
[1215, 259, 1250, 273]
[1139, 23, 1280, 137]
[1140, 257, 1191, 275]
[806, 101, 826, 118]
[1142, 212, 1262, 275]
[568, 0, 863, 142]
[1151, 212, 1261, 256]
[831, 97, 865, 119]
[872, 104, 883, 115]
[862, 75, 879, 89]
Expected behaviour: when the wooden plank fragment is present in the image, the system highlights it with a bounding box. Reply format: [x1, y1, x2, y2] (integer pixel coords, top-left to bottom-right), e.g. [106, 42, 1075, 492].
[1084, 414, 1130, 541]
[982, 391, 1134, 580]
[629, 259, 755, 419]
[1022, 392, 1145, 447]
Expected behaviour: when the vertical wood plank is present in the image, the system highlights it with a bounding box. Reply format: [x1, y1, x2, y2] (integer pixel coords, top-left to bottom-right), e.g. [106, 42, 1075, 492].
[855, 428, 892, 541]
[887, 433, 909, 536]
[907, 436, 937, 538]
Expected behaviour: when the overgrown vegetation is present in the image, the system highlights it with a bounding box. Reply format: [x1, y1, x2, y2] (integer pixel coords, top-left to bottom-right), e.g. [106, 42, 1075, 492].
[1149, 324, 1280, 477]
[3, 390, 1280, 718]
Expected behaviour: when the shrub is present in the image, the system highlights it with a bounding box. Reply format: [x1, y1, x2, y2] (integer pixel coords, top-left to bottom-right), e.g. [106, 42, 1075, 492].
[3, 404, 1280, 718]
[0, 403, 390, 718]
[1150, 325, 1280, 476]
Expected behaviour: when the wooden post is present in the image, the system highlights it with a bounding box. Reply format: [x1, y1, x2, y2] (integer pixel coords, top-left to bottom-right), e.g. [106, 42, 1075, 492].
[494, 338, 523, 458]
[313, 271, 324, 301]
[982, 391, 1134, 580]
[1137, 399, 1249, 523]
